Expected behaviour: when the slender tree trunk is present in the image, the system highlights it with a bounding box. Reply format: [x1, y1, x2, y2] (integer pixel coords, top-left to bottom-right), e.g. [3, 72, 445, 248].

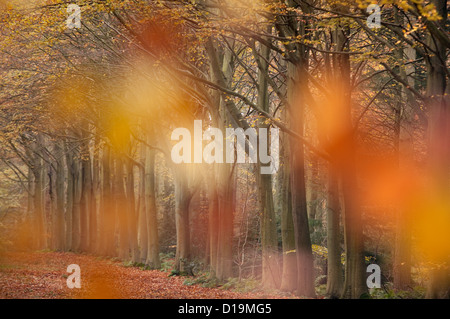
[341, 167, 366, 299]
[215, 164, 234, 281]
[174, 166, 193, 275]
[290, 130, 315, 297]
[27, 166, 34, 217]
[145, 142, 160, 269]
[32, 138, 46, 250]
[425, 0, 449, 299]
[208, 184, 219, 276]
[49, 158, 56, 250]
[287, 62, 315, 297]
[79, 132, 91, 252]
[278, 56, 297, 292]
[326, 163, 343, 297]
[205, 36, 235, 281]
[54, 141, 65, 251]
[259, 169, 280, 288]
[393, 20, 414, 289]
[207, 52, 221, 278]
[256, 25, 281, 289]
[99, 146, 114, 256]
[115, 157, 129, 260]
[327, 23, 367, 299]
[90, 136, 99, 253]
[64, 142, 73, 251]
[274, 1, 316, 297]
[138, 143, 148, 263]
[280, 161, 297, 292]
[72, 151, 82, 252]
[126, 159, 139, 263]
[308, 157, 319, 222]
[23, 166, 35, 249]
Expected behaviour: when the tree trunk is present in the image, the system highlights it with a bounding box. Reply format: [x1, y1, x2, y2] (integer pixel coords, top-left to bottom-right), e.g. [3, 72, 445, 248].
[48, 157, 56, 250]
[174, 166, 193, 275]
[89, 136, 99, 253]
[100, 146, 115, 256]
[287, 61, 315, 297]
[308, 157, 319, 223]
[424, 0, 449, 299]
[280, 161, 297, 292]
[72, 151, 82, 252]
[215, 164, 234, 281]
[392, 21, 414, 289]
[340, 160, 366, 299]
[326, 163, 343, 297]
[257, 25, 281, 289]
[31, 137, 46, 250]
[138, 143, 148, 263]
[79, 133, 91, 252]
[64, 142, 74, 251]
[208, 184, 219, 276]
[54, 141, 65, 251]
[290, 132, 315, 297]
[145, 142, 160, 269]
[327, 23, 367, 300]
[115, 157, 129, 260]
[259, 172, 280, 288]
[126, 159, 139, 263]
[205, 36, 235, 281]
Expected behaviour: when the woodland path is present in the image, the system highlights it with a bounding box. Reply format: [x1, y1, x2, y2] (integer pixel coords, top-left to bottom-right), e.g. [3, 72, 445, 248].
[0, 251, 292, 299]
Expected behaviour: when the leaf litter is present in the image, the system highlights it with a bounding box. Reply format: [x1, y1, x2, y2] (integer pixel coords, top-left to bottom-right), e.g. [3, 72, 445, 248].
[0, 251, 295, 299]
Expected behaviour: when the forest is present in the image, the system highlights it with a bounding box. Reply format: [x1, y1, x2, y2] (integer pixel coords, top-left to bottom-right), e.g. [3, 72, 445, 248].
[0, 0, 449, 300]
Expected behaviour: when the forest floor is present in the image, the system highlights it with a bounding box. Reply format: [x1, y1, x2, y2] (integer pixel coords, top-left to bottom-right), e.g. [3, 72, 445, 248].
[0, 251, 296, 299]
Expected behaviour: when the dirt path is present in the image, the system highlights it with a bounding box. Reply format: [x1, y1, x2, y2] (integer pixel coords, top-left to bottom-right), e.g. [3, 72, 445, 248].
[0, 251, 290, 299]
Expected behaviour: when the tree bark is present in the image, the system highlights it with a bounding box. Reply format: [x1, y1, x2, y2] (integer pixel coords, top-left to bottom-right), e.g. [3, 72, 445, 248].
[174, 166, 193, 275]
[89, 135, 100, 253]
[100, 145, 115, 256]
[392, 18, 415, 289]
[287, 60, 315, 297]
[424, 0, 449, 299]
[54, 141, 65, 251]
[64, 141, 74, 251]
[79, 130, 91, 252]
[326, 163, 343, 297]
[32, 142, 46, 250]
[208, 184, 219, 276]
[138, 143, 148, 263]
[257, 25, 281, 289]
[115, 157, 129, 260]
[145, 141, 161, 269]
[280, 161, 297, 292]
[126, 159, 139, 263]
[72, 151, 82, 252]
[205, 36, 235, 281]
